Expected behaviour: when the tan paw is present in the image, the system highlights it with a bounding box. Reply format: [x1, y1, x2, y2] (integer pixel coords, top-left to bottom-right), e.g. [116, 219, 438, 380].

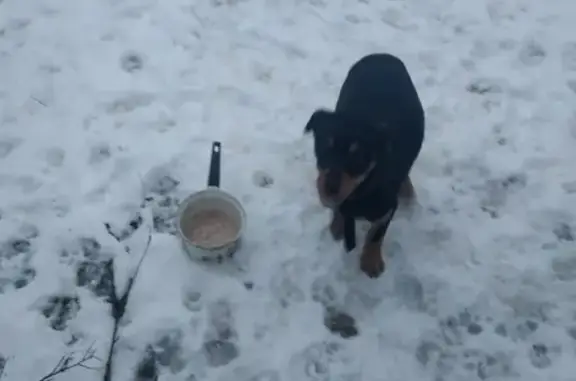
[360, 245, 385, 278]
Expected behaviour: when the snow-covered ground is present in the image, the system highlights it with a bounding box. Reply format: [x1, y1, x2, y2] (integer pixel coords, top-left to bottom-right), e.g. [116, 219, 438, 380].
[1, 0, 576, 379]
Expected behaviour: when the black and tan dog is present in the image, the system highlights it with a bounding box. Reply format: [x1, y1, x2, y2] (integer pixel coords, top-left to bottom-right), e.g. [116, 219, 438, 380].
[304, 53, 424, 278]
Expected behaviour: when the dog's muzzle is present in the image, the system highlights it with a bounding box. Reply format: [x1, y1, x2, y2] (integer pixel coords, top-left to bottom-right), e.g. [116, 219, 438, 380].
[324, 169, 342, 197]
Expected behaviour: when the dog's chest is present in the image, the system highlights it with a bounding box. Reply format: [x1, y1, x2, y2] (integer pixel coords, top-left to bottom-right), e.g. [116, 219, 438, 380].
[339, 191, 395, 222]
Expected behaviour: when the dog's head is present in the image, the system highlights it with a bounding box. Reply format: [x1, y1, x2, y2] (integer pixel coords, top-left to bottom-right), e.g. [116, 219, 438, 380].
[304, 109, 386, 207]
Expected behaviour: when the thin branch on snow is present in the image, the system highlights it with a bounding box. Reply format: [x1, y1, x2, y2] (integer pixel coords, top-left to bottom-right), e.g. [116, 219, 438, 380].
[102, 228, 153, 381]
[30, 96, 47, 107]
[37, 344, 99, 381]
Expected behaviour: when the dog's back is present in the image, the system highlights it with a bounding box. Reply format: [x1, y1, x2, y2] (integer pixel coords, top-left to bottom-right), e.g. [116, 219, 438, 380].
[336, 53, 424, 134]
[335, 53, 425, 221]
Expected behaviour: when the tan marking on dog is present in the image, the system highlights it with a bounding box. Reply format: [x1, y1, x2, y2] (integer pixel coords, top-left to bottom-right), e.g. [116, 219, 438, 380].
[315, 163, 376, 208]
[360, 209, 393, 278]
[316, 170, 358, 207]
[360, 241, 385, 278]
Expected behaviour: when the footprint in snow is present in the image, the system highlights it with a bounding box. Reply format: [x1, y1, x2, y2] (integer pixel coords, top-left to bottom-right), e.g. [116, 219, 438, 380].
[0, 137, 22, 160]
[561, 42, 576, 71]
[217, 366, 281, 381]
[528, 343, 558, 369]
[517, 39, 546, 66]
[323, 307, 359, 339]
[0, 227, 39, 292]
[39, 294, 81, 332]
[393, 273, 425, 311]
[151, 328, 186, 373]
[0, 354, 6, 375]
[60, 237, 115, 299]
[104, 212, 143, 242]
[140, 170, 181, 234]
[288, 341, 358, 380]
[88, 142, 112, 165]
[551, 254, 576, 281]
[416, 334, 516, 380]
[134, 345, 159, 381]
[120, 51, 145, 73]
[105, 92, 155, 114]
[252, 170, 274, 188]
[44, 147, 66, 168]
[201, 299, 240, 368]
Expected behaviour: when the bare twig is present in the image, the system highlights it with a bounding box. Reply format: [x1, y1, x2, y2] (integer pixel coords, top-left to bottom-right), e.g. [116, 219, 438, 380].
[37, 344, 99, 381]
[103, 229, 153, 381]
[0, 357, 6, 380]
[31, 96, 47, 107]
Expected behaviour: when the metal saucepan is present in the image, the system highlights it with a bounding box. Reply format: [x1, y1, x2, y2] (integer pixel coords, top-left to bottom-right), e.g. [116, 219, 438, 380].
[177, 142, 246, 262]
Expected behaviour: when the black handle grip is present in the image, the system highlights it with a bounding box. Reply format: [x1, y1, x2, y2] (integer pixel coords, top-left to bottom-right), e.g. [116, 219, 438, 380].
[207, 141, 221, 188]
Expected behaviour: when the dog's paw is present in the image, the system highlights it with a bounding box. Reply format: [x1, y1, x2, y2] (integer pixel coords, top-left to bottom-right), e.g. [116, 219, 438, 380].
[360, 246, 385, 278]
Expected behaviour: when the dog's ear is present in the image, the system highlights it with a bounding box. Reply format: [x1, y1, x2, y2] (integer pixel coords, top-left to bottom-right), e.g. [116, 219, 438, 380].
[304, 109, 334, 134]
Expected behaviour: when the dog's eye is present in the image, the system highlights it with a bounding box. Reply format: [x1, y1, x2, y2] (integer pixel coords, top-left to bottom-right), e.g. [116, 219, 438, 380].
[328, 137, 335, 147]
[349, 143, 358, 153]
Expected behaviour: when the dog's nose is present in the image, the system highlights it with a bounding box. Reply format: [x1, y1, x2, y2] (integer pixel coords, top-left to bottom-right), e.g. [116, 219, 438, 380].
[325, 170, 341, 197]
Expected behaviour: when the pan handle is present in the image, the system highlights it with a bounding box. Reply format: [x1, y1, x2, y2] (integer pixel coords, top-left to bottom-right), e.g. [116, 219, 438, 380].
[207, 141, 221, 188]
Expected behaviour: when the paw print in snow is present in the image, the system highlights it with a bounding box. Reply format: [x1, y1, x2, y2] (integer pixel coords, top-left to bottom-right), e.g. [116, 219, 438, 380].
[202, 340, 239, 368]
[466, 78, 503, 95]
[528, 343, 561, 369]
[551, 255, 576, 281]
[40, 295, 81, 331]
[393, 273, 425, 311]
[0, 354, 5, 375]
[311, 277, 338, 307]
[153, 328, 186, 373]
[0, 137, 22, 159]
[493, 319, 539, 340]
[252, 170, 274, 188]
[88, 143, 112, 165]
[1, 237, 32, 260]
[120, 51, 145, 73]
[552, 221, 574, 242]
[151, 197, 180, 234]
[134, 345, 159, 381]
[517, 39, 546, 66]
[13, 267, 36, 289]
[143, 170, 180, 197]
[323, 307, 359, 338]
[182, 289, 203, 312]
[105, 212, 143, 242]
[76, 260, 114, 298]
[288, 341, 356, 380]
[67, 237, 115, 298]
[567, 80, 576, 94]
[562, 42, 576, 71]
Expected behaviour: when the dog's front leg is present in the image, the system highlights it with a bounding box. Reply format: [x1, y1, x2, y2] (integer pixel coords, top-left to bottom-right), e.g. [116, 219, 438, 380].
[329, 208, 344, 241]
[360, 207, 396, 278]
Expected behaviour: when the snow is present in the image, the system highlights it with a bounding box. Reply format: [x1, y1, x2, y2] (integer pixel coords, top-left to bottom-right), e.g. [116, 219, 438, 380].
[1, 0, 576, 379]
